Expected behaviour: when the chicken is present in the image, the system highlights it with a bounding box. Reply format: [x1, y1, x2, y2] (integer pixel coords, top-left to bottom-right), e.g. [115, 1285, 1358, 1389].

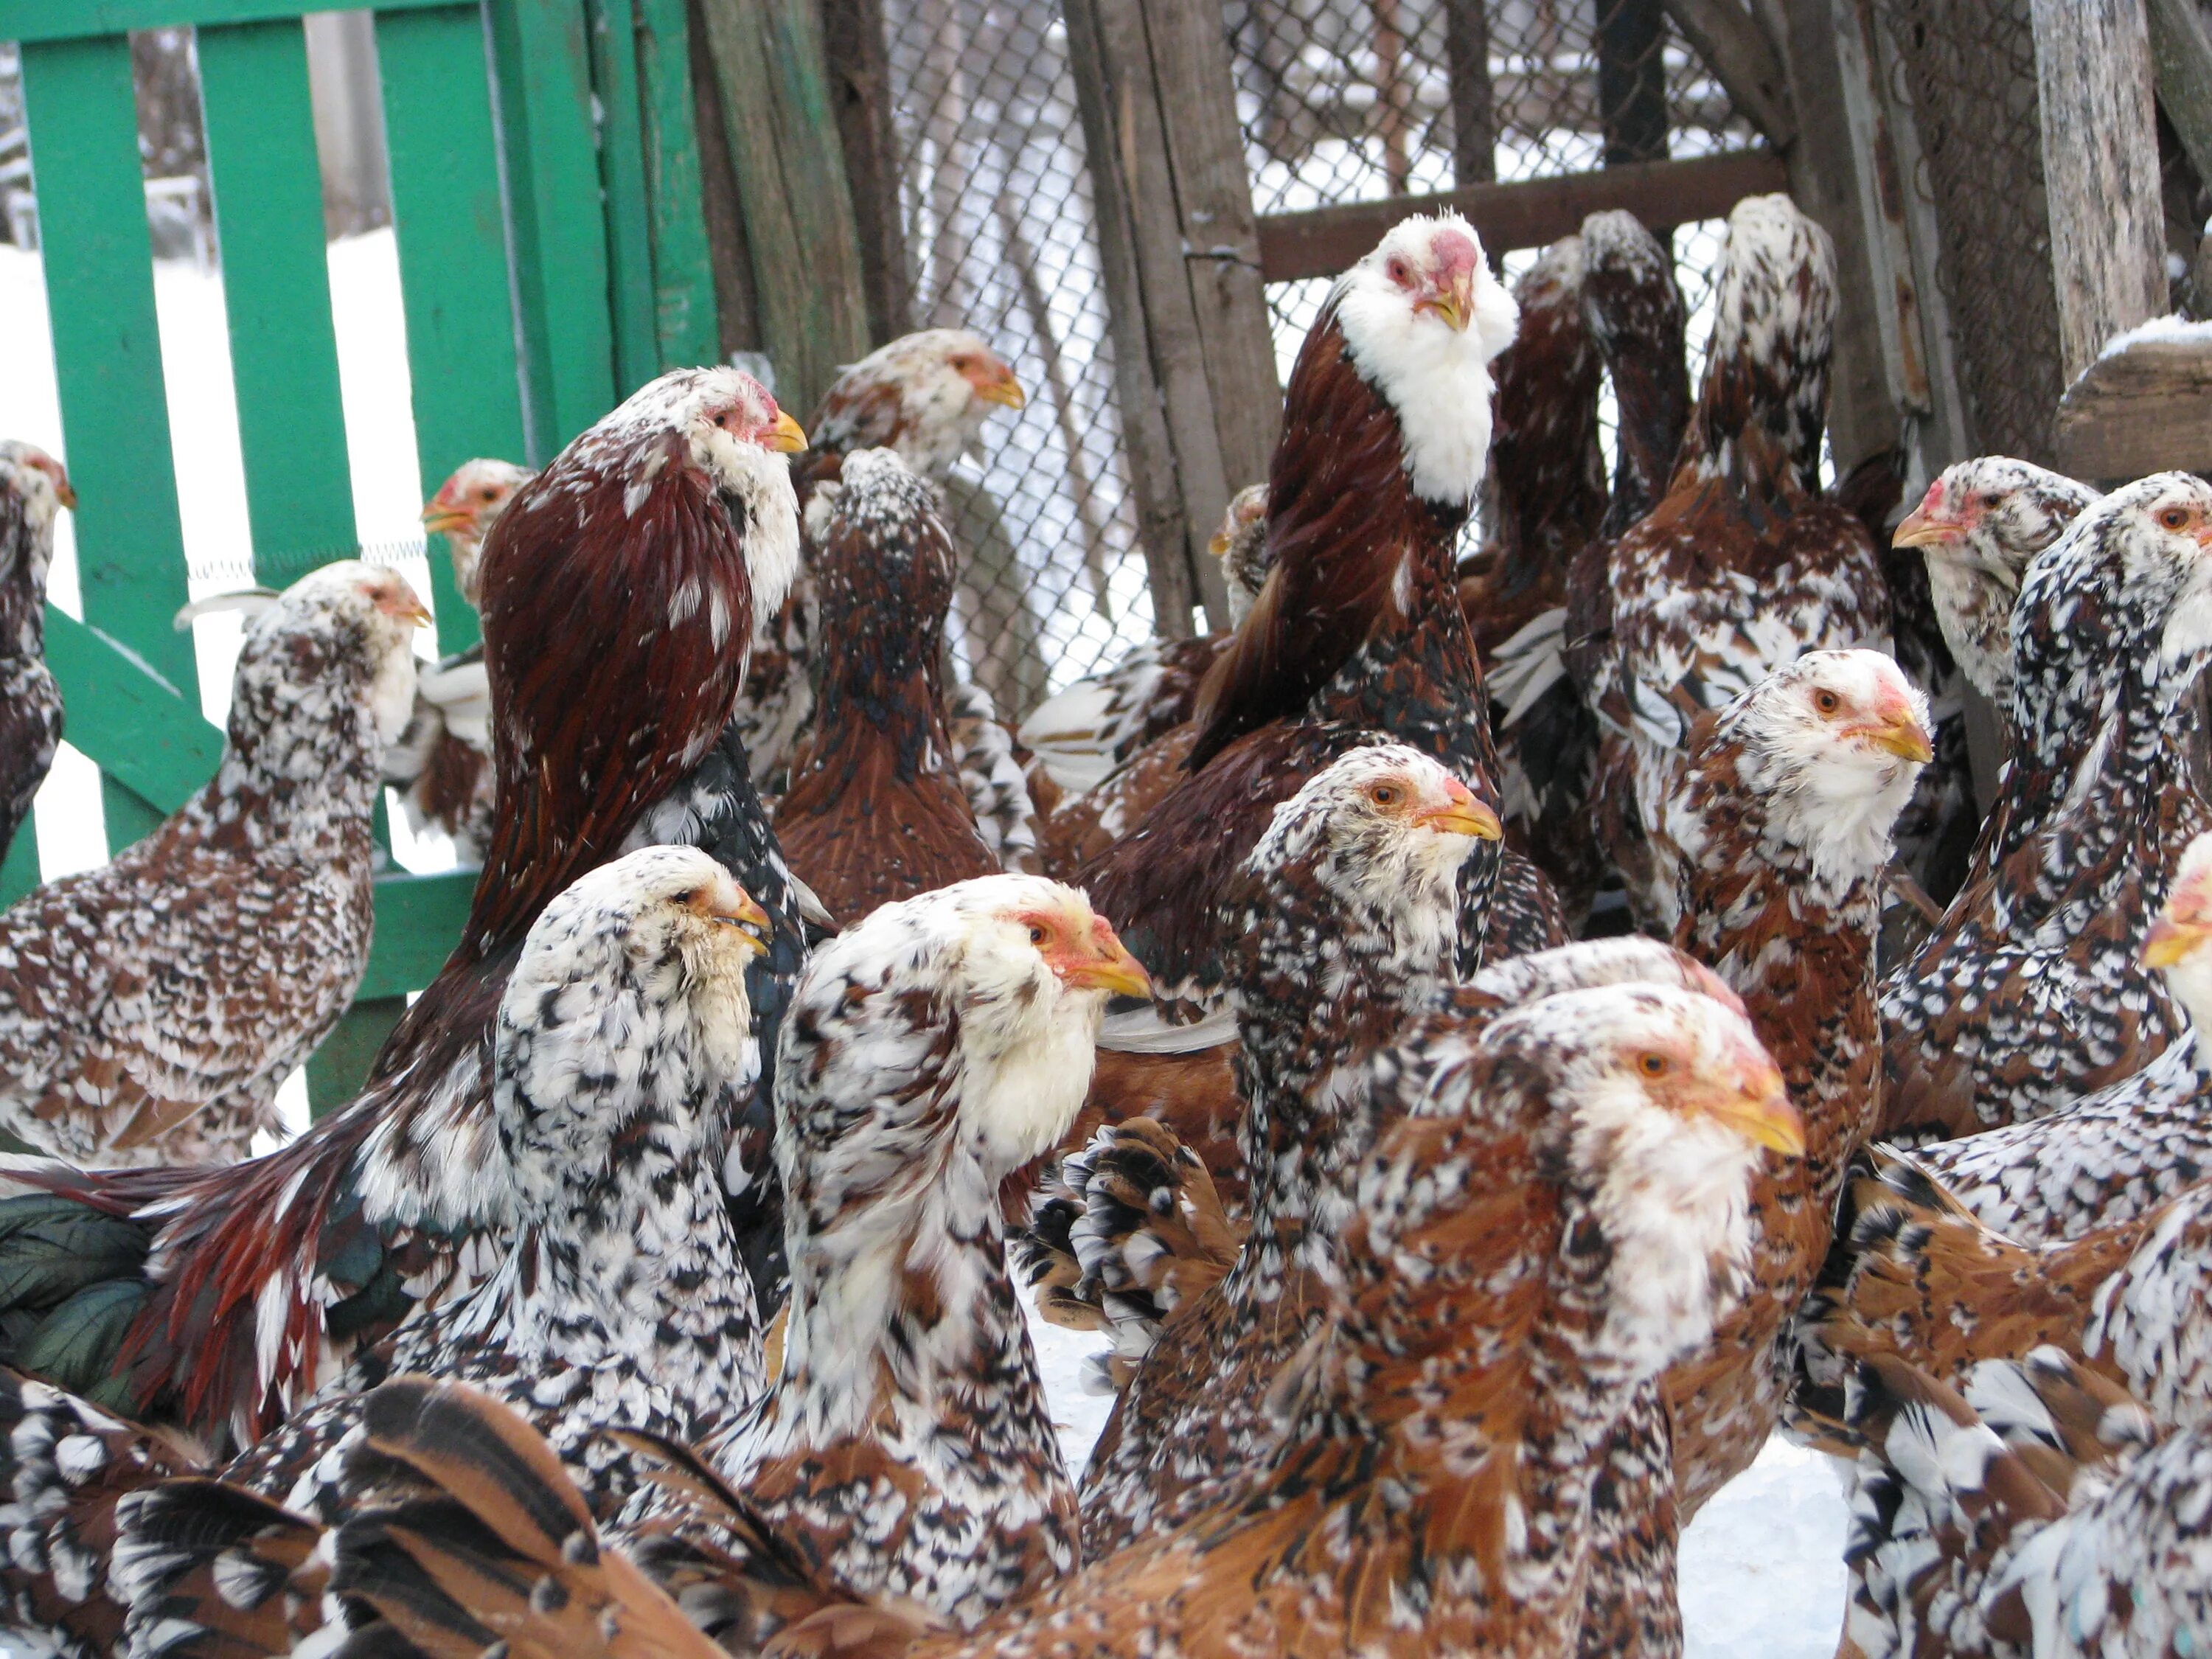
[0, 367, 812, 1455]
[1820, 1346, 2205, 1659]
[0, 443, 72, 865]
[1082, 212, 1564, 1010]
[771, 449, 999, 922]
[381, 457, 534, 862]
[1882, 473, 2212, 1140]
[1910, 830, 2212, 1243]
[35, 849, 767, 1659]
[0, 563, 428, 1166]
[314, 978, 1795, 1659]
[617, 876, 1144, 1645]
[1579, 194, 1891, 934]
[739, 329, 1026, 798]
[1891, 456, 2098, 717]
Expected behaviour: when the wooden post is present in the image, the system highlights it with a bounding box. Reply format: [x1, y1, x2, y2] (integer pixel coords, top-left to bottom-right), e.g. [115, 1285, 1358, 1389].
[1662, 0, 1796, 150]
[695, 0, 872, 417]
[818, 0, 913, 344]
[1442, 0, 1496, 186]
[1597, 0, 1670, 166]
[2031, 0, 2166, 383]
[1060, 0, 1277, 635]
[685, 0, 762, 360]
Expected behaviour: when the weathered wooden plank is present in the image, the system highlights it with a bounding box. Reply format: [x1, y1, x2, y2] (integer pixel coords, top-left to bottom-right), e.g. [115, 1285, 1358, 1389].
[0, 0, 453, 42]
[818, 0, 911, 344]
[1442, 0, 1496, 185]
[590, 0, 664, 395]
[2053, 333, 2212, 479]
[2147, 0, 2212, 189]
[2031, 0, 2166, 383]
[19, 34, 195, 851]
[1136, 0, 1278, 576]
[635, 0, 723, 368]
[1256, 150, 1789, 283]
[1662, 0, 1797, 150]
[378, 1, 529, 653]
[198, 18, 359, 580]
[1060, 0, 1203, 638]
[695, 0, 871, 417]
[1599, 0, 1670, 165]
[685, 0, 761, 358]
[488, 0, 618, 454]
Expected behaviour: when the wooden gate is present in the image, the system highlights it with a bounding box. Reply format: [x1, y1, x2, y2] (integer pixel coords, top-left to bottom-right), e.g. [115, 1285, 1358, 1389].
[0, 0, 720, 1102]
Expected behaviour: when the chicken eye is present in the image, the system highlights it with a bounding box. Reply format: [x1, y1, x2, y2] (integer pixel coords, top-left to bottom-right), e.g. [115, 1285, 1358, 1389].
[1028, 925, 1048, 945]
[2161, 506, 2194, 532]
[1370, 784, 1399, 806]
[1386, 257, 1412, 287]
[1813, 689, 1842, 715]
[1638, 1052, 1670, 1078]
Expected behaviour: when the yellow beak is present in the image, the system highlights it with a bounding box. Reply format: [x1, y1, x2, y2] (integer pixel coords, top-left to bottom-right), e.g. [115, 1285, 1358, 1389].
[1414, 780, 1504, 842]
[975, 364, 1027, 410]
[767, 409, 810, 454]
[1891, 506, 1957, 551]
[1868, 714, 1935, 765]
[1057, 935, 1152, 1001]
[717, 888, 775, 956]
[421, 504, 469, 535]
[378, 585, 435, 628]
[1703, 1071, 1806, 1158]
[2142, 914, 2209, 970]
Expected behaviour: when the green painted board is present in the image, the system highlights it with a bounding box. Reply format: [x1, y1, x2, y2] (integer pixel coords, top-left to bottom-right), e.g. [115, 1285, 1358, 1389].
[378, 1, 529, 654]
[488, 0, 616, 457]
[43, 608, 226, 814]
[635, 0, 719, 370]
[198, 18, 360, 582]
[305, 993, 406, 1115]
[358, 867, 476, 998]
[0, 813, 41, 908]
[20, 35, 199, 856]
[0, 0, 453, 44]
[591, 0, 661, 397]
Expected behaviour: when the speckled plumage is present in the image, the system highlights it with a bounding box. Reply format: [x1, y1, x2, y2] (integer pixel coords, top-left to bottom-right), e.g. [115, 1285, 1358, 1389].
[0, 367, 810, 1456]
[0, 563, 423, 1166]
[1880, 473, 2212, 1141]
[0, 443, 69, 865]
[624, 876, 1144, 1644]
[1581, 195, 1893, 934]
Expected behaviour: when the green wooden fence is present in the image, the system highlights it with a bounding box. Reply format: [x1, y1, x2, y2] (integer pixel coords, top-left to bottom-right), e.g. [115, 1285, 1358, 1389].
[0, 0, 721, 1104]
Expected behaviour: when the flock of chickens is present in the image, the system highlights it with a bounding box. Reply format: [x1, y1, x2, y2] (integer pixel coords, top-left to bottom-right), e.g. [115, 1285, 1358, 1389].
[0, 184, 2201, 1658]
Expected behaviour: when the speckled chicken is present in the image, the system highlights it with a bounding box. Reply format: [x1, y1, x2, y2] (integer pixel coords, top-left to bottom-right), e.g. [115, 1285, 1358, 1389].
[1881, 472, 2212, 1141]
[0, 442, 72, 866]
[0, 563, 426, 1166]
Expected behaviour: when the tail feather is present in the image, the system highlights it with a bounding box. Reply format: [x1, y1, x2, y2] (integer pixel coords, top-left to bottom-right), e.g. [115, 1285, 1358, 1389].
[112, 1478, 325, 1659]
[1018, 1119, 1241, 1391]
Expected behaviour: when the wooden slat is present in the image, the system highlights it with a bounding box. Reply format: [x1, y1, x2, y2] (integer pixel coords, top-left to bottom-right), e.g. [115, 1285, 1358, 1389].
[817, 0, 909, 344]
[43, 608, 226, 813]
[1255, 150, 1790, 283]
[487, 0, 617, 455]
[377, 1, 528, 654]
[2053, 334, 2212, 479]
[695, 0, 871, 419]
[2148, 0, 2212, 187]
[635, 0, 722, 368]
[1442, 0, 1496, 186]
[198, 18, 358, 580]
[357, 867, 476, 998]
[1661, 0, 1796, 150]
[0, 814, 38, 908]
[2031, 0, 2166, 383]
[589, 0, 663, 394]
[0, 0, 452, 43]
[19, 34, 195, 852]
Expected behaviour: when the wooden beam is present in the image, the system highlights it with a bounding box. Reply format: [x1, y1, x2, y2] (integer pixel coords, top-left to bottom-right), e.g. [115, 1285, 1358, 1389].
[1598, 0, 1670, 167]
[2147, 0, 2212, 189]
[0, 0, 453, 41]
[1441, 0, 1495, 186]
[1662, 0, 1796, 150]
[695, 0, 872, 417]
[685, 0, 762, 358]
[1256, 150, 1787, 283]
[2053, 331, 2212, 479]
[1061, 0, 1208, 636]
[2031, 0, 2167, 383]
[818, 0, 913, 344]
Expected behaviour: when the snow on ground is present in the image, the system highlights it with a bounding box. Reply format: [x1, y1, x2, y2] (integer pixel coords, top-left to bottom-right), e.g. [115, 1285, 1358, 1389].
[1023, 1290, 1852, 1658]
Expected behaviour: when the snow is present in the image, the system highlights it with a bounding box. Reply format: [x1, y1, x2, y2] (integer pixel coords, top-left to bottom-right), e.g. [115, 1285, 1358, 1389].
[1022, 1289, 1853, 1658]
[2097, 313, 2212, 360]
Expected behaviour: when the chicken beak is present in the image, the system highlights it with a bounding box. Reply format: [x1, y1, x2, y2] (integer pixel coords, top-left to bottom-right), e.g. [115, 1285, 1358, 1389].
[1420, 271, 1475, 333]
[1414, 778, 1503, 841]
[975, 361, 1027, 410]
[2142, 914, 2210, 970]
[1701, 1062, 1804, 1158]
[53, 479, 77, 512]
[1891, 506, 1957, 551]
[421, 503, 469, 536]
[379, 585, 435, 628]
[1057, 926, 1152, 1001]
[1207, 526, 1233, 558]
[717, 889, 775, 956]
[1869, 713, 1935, 765]
[767, 410, 810, 454]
